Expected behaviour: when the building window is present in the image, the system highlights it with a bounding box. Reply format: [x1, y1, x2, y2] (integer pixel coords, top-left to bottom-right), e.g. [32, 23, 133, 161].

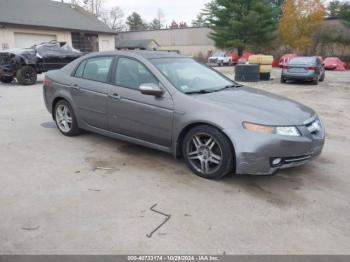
[71, 32, 99, 52]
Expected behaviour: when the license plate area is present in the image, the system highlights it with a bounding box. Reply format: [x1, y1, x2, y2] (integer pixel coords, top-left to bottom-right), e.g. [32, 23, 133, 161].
[288, 67, 307, 73]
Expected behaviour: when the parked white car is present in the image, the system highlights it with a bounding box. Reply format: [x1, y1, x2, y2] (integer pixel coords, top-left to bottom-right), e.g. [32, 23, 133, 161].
[208, 52, 232, 66]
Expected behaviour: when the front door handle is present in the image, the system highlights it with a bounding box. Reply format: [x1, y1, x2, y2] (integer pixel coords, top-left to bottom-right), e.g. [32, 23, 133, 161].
[109, 93, 121, 100]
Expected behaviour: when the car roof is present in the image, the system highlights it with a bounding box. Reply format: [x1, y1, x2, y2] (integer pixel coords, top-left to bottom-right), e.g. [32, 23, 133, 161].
[84, 50, 187, 60]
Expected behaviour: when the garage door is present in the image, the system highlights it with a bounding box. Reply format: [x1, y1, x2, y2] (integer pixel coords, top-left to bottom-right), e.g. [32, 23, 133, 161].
[14, 33, 57, 48]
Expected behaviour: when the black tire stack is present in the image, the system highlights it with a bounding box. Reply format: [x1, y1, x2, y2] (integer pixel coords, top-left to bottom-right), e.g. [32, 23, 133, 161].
[234, 64, 260, 82]
[260, 73, 271, 81]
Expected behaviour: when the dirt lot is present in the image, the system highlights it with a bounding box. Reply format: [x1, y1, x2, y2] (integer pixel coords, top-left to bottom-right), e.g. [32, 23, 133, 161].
[0, 68, 350, 254]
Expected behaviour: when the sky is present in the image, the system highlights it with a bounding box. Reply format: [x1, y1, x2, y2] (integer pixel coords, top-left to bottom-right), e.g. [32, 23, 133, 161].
[102, 0, 209, 25]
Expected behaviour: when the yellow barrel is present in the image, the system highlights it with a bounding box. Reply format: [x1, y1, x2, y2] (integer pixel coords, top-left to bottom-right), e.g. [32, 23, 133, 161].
[249, 55, 273, 65]
[259, 65, 273, 73]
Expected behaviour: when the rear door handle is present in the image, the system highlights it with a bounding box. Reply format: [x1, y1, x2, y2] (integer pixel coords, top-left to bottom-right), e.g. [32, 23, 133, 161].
[109, 93, 121, 100]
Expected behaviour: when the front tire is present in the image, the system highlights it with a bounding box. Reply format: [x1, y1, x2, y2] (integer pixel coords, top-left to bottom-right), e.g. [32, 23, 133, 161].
[54, 100, 81, 137]
[16, 66, 37, 85]
[182, 125, 235, 179]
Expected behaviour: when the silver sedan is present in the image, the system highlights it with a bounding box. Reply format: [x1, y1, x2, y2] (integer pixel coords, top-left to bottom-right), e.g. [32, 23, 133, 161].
[43, 51, 325, 179]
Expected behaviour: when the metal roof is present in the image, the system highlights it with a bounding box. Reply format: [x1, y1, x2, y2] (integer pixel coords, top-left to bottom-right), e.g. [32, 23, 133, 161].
[0, 0, 115, 34]
[84, 50, 186, 59]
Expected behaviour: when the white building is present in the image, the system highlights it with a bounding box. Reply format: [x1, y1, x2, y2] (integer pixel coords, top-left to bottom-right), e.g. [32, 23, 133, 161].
[0, 0, 115, 52]
[116, 27, 217, 59]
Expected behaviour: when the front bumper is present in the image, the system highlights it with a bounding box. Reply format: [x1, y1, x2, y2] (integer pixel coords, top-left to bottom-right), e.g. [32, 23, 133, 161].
[224, 117, 325, 175]
[0, 65, 16, 78]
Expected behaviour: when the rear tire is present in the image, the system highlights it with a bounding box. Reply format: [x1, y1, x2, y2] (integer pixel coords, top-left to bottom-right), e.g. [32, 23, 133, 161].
[16, 66, 37, 85]
[182, 125, 234, 180]
[281, 77, 286, 83]
[319, 73, 325, 82]
[54, 100, 81, 137]
[0, 76, 14, 83]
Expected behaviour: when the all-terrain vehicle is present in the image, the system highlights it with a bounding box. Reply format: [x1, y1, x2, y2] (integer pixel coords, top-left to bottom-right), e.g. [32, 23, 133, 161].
[0, 41, 83, 85]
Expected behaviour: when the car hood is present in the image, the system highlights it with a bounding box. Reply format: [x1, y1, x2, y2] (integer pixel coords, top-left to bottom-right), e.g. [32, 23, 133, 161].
[192, 86, 315, 126]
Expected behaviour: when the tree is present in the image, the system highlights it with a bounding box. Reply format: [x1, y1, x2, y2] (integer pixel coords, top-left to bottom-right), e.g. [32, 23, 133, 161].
[339, 3, 350, 27]
[203, 0, 279, 56]
[148, 9, 166, 30]
[149, 19, 162, 30]
[327, 0, 343, 18]
[179, 22, 188, 28]
[69, 0, 125, 30]
[191, 13, 209, 27]
[100, 6, 125, 31]
[126, 12, 148, 31]
[272, 0, 284, 18]
[169, 20, 179, 29]
[72, 0, 103, 17]
[279, 0, 326, 54]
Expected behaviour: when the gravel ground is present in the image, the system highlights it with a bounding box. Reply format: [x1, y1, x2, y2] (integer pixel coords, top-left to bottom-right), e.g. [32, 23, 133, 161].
[0, 68, 349, 254]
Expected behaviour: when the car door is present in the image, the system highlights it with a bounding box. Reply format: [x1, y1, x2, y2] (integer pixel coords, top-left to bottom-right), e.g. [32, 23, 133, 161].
[71, 56, 114, 130]
[107, 56, 174, 147]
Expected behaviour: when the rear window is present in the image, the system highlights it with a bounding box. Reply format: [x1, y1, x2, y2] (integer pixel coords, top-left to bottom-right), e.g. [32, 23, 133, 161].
[74, 60, 86, 78]
[289, 57, 315, 65]
[82, 56, 113, 83]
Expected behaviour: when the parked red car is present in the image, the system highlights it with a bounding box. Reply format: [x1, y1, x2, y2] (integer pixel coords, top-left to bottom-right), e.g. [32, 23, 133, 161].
[228, 52, 239, 65]
[323, 57, 347, 71]
[279, 54, 297, 68]
[237, 52, 253, 64]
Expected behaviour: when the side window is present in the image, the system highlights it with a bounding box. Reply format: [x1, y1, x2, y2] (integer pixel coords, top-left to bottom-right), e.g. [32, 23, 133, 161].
[82, 57, 113, 83]
[115, 57, 158, 90]
[74, 60, 86, 78]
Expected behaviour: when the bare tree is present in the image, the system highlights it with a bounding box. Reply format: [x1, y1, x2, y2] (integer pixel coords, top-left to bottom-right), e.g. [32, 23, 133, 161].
[67, 0, 103, 17]
[100, 6, 125, 31]
[66, 0, 126, 30]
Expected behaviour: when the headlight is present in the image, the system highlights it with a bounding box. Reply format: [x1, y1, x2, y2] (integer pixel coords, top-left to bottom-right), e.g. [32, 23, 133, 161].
[243, 122, 301, 137]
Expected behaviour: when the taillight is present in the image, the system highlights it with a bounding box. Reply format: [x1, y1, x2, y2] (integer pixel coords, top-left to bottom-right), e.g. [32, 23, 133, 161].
[308, 66, 316, 70]
[44, 78, 53, 88]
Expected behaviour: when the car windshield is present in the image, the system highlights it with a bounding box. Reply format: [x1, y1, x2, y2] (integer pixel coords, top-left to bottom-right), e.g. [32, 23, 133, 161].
[289, 57, 315, 65]
[151, 58, 235, 94]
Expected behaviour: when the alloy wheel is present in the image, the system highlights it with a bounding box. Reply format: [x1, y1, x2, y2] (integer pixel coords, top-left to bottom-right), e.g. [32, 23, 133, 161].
[24, 71, 36, 84]
[55, 104, 73, 133]
[186, 133, 223, 175]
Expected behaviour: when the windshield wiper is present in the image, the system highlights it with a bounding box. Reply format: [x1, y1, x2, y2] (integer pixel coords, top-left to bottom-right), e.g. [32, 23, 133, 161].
[185, 84, 242, 95]
[185, 89, 216, 95]
[215, 84, 243, 92]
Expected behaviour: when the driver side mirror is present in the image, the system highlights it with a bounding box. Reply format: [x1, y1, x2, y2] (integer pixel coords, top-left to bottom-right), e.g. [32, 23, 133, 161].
[139, 83, 164, 97]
